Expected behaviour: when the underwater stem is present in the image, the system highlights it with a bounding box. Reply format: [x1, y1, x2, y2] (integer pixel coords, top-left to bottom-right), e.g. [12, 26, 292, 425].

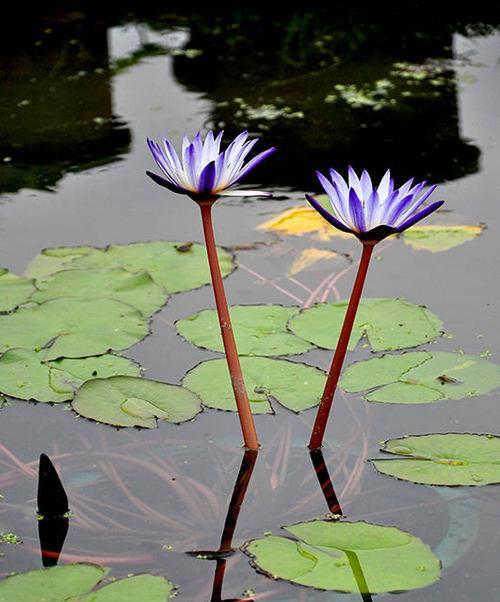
[199, 202, 259, 450]
[309, 243, 374, 450]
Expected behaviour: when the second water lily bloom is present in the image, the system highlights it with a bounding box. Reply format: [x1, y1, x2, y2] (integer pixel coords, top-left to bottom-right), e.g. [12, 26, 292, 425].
[147, 131, 275, 451]
[307, 167, 443, 450]
[306, 167, 443, 243]
[147, 130, 275, 200]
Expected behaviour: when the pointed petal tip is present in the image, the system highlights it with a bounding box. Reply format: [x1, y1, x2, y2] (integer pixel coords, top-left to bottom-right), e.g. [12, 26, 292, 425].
[306, 193, 353, 234]
[146, 171, 185, 195]
[396, 200, 444, 232]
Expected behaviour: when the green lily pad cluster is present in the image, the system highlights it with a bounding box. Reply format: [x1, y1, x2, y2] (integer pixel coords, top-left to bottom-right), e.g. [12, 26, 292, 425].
[0, 563, 175, 602]
[24, 241, 234, 294]
[0, 241, 235, 426]
[178, 298, 442, 354]
[175, 299, 448, 414]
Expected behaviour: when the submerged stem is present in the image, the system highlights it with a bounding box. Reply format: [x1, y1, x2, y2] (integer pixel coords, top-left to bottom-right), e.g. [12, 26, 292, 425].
[309, 243, 375, 450]
[199, 201, 259, 451]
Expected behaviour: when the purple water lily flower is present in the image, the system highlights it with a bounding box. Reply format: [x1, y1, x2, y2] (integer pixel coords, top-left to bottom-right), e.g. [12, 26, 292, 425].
[147, 130, 275, 201]
[306, 167, 444, 243]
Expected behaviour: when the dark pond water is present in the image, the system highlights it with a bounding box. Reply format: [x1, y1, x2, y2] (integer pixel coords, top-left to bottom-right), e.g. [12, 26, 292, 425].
[1, 6, 500, 601]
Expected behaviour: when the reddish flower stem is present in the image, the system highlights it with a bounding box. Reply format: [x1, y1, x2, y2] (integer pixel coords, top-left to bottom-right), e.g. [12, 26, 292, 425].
[199, 201, 259, 450]
[309, 243, 375, 450]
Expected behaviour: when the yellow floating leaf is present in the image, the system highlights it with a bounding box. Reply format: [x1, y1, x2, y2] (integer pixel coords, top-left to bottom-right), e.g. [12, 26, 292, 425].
[403, 225, 484, 252]
[258, 205, 351, 241]
[289, 248, 338, 275]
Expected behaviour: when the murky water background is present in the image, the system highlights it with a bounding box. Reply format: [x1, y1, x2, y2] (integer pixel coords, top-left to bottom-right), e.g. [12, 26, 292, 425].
[1, 8, 500, 600]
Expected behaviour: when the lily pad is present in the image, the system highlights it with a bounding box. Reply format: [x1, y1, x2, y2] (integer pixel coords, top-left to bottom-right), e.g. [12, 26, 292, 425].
[289, 298, 442, 352]
[0, 564, 107, 602]
[24, 246, 94, 279]
[244, 519, 440, 594]
[403, 225, 484, 252]
[0, 349, 141, 403]
[341, 351, 500, 403]
[177, 305, 314, 356]
[72, 376, 202, 427]
[0, 298, 149, 360]
[258, 205, 351, 241]
[0, 269, 35, 312]
[373, 433, 500, 486]
[25, 242, 234, 295]
[183, 357, 325, 414]
[79, 574, 175, 601]
[30, 268, 167, 317]
[0, 563, 175, 602]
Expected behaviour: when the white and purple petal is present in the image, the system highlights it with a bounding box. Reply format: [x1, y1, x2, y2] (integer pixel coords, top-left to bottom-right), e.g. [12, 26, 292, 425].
[377, 169, 391, 200]
[393, 184, 438, 226]
[218, 189, 272, 197]
[348, 166, 364, 200]
[198, 160, 217, 196]
[360, 170, 373, 199]
[306, 194, 353, 233]
[348, 188, 367, 232]
[315, 171, 349, 224]
[230, 146, 276, 186]
[146, 171, 187, 195]
[395, 200, 444, 232]
[329, 168, 349, 198]
[147, 130, 273, 199]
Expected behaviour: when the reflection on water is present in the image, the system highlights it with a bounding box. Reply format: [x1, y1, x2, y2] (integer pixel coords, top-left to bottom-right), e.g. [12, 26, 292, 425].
[2, 7, 499, 194]
[37, 454, 69, 567]
[169, 7, 496, 186]
[188, 450, 258, 602]
[310, 450, 373, 601]
[0, 13, 130, 193]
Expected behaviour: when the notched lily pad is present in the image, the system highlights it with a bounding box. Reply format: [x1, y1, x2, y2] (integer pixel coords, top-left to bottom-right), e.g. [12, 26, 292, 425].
[25, 241, 234, 295]
[403, 225, 484, 252]
[177, 305, 314, 356]
[24, 246, 94, 279]
[183, 356, 325, 414]
[0, 269, 35, 313]
[79, 573, 175, 601]
[244, 519, 440, 594]
[289, 298, 442, 352]
[373, 433, 500, 486]
[0, 298, 149, 360]
[0, 349, 141, 403]
[30, 268, 168, 317]
[72, 375, 202, 427]
[341, 351, 500, 403]
[0, 563, 175, 602]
